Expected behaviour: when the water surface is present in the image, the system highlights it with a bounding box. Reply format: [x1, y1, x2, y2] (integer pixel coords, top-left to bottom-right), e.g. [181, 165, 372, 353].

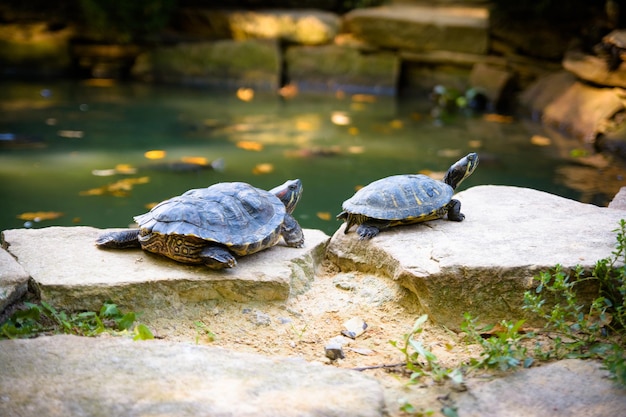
[1, 80, 622, 236]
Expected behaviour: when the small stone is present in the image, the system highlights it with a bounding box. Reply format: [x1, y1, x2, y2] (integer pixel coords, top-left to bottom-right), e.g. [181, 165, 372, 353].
[324, 342, 345, 360]
[248, 310, 271, 326]
[341, 317, 368, 339]
[334, 280, 357, 291]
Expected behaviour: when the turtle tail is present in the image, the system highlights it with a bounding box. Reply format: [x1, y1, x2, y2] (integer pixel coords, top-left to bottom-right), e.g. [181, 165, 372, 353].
[95, 229, 142, 249]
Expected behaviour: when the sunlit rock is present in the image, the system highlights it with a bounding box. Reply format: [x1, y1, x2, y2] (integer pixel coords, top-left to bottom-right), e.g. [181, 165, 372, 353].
[520, 71, 625, 142]
[563, 50, 626, 88]
[1, 227, 329, 312]
[0, 248, 29, 314]
[345, 5, 489, 55]
[131, 39, 281, 90]
[327, 185, 626, 329]
[0, 335, 385, 417]
[176, 9, 340, 45]
[0, 22, 74, 76]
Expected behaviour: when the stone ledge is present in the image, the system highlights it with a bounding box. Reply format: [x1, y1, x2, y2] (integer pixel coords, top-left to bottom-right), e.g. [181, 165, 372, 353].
[1, 227, 329, 312]
[327, 185, 626, 328]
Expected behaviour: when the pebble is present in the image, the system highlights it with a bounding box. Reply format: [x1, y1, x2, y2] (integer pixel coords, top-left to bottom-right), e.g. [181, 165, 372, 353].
[324, 342, 345, 360]
[341, 317, 368, 339]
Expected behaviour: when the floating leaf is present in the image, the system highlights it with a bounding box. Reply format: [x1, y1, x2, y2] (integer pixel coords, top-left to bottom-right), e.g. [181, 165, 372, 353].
[351, 94, 376, 103]
[236, 87, 254, 102]
[316, 212, 332, 221]
[483, 113, 514, 123]
[331, 112, 351, 126]
[278, 84, 298, 99]
[17, 211, 64, 221]
[81, 78, 116, 87]
[181, 156, 209, 166]
[57, 130, 84, 139]
[114, 164, 137, 174]
[91, 169, 117, 177]
[236, 140, 264, 151]
[389, 119, 403, 129]
[252, 163, 274, 175]
[144, 150, 166, 160]
[468, 140, 482, 148]
[80, 177, 150, 197]
[348, 127, 359, 135]
[530, 135, 551, 146]
[347, 145, 364, 154]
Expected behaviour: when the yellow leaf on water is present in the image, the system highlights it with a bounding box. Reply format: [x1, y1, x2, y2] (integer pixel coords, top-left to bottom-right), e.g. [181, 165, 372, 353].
[181, 156, 209, 166]
[351, 94, 376, 103]
[144, 150, 166, 160]
[347, 145, 365, 154]
[236, 87, 255, 102]
[316, 212, 332, 221]
[236, 141, 264, 151]
[389, 119, 403, 129]
[57, 130, 84, 139]
[348, 127, 359, 135]
[530, 135, 551, 146]
[331, 112, 351, 126]
[483, 113, 514, 123]
[145, 202, 159, 210]
[114, 164, 137, 174]
[81, 78, 116, 87]
[252, 163, 274, 175]
[17, 211, 64, 221]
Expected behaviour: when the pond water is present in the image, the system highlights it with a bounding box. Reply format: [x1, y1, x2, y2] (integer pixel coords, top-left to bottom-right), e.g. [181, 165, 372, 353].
[1, 80, 624, 236]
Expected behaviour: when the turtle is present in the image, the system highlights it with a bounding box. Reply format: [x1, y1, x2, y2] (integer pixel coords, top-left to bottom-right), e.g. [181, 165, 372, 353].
[337, 153, 479, 240]
[95, 179, 304, 269]
[594, 30, 626, 71]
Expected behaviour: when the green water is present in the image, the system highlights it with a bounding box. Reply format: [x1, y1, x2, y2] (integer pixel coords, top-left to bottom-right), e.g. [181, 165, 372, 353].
[0, 80, 611, 236]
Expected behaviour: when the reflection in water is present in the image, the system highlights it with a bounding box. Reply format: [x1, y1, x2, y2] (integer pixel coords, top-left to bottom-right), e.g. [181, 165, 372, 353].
[1, 80, 625, 235]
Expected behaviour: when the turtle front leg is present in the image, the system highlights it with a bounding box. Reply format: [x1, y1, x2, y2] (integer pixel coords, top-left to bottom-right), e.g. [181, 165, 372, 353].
[446, 199, 465, 222]
[199, 245, 237, 269]
[281, 214, 304, 247]
[356, 220, 392, 240]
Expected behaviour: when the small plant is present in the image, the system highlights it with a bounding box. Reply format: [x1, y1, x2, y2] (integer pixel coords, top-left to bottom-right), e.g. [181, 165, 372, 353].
[194, 320, 216, 344]
[0, 301, 153, 340]
[390, 315, 463, 385]
[522, 219, 626, 386]
[461, 314, 533, 371]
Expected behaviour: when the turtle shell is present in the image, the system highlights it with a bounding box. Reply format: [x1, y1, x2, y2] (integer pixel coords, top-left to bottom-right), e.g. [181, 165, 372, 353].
[134, 182, 286, 255]
[342, 174, 453, 221]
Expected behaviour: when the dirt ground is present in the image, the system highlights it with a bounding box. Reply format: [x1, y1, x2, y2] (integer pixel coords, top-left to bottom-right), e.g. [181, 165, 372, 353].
[141, 260, 491, 416]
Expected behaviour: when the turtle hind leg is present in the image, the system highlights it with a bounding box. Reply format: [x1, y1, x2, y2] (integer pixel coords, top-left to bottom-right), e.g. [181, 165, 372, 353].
[199, 245, 237, 269]
[95, 229, 142, 249]
[446, 199, 465, 222]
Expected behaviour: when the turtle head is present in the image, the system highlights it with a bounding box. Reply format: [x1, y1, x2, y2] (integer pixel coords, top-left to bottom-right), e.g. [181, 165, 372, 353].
[443, 153, 479, 190]
[270, 179, 303, 214]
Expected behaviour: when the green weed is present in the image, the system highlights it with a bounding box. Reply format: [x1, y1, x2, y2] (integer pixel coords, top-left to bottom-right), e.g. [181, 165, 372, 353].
[0, 301, 153, 340]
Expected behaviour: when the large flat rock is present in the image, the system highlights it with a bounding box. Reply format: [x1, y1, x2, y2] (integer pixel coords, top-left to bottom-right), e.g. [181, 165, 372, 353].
[0, 335, 385, 417]
[455, 359, 626, 416]
[327, 185, 626, 328]
[345, 5, 489, 55]
[1, 227, 328, 311]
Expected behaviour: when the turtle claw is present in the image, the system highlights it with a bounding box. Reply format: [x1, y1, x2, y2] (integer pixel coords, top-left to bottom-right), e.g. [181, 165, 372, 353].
[356, 225, 380, 240]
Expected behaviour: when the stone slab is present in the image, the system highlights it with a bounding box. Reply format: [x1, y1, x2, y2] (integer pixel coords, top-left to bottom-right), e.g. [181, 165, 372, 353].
[0, 335, 385, 417]
[345, 5, 489, 55]
[0, 247, 29, 314]
[327, 185, 626, 328]
[455, 359, 626, 417]
[131, 39, 281, 90]
[1, 227, 329, 311]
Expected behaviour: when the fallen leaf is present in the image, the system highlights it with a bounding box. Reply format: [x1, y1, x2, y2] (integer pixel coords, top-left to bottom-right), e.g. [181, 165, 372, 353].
[389, 119, 403, 129]
[114, 164, 137, 174]
[351, 94, 376, 103]
[530, 135, 551, 146]
[316, 212, 332, 221]
[236, 141, 264, 151]
[236, 87, 254, 102]
[144, 150, 166, 160]
[252, 163, 274, 175]
[331, 112, 351, 126]
[17, 211, 64, 221]
[80, 177, 150, 197]
[81, 78, 116, 87]
[348, 127, 359, 135]
[57, 130, 84, 139]
[181, 156, 209, 166]
[483, 113, 514, 123]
